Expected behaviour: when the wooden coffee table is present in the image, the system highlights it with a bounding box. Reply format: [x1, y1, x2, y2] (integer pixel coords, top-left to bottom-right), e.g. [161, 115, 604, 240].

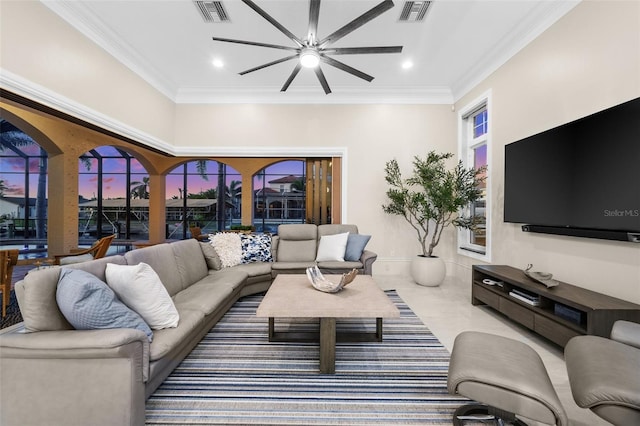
[256, 274, 400, 373]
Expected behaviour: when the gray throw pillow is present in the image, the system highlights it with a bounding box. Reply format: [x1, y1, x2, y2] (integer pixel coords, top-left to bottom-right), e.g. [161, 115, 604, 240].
[344, 234, 371, 261]
[200, 242, 222, 270]
[56, 268, 153, 342]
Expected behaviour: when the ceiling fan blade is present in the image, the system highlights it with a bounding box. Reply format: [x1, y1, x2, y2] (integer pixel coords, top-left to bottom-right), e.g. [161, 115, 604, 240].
[212, 37, 298, 52]
[320, 55, 374, 82]
[322, 46, 403, 55]
[239, 54, 299, 75]
[314, 66, 332, 94]
[241, 0, 304, 47]
[281, 63, 302, 92]
[319, 0, 394, 48]
[308, 0, 321, 44]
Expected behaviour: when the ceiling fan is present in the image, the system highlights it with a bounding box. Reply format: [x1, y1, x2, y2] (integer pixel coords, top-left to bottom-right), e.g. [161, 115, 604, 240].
[212, 0, 403, 94]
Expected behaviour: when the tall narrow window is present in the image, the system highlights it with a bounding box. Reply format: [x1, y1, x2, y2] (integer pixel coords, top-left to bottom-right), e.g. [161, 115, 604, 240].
[252, 160, 306, 233]
[0, 120, 48, 247]
[78, 146, 149, 242]
[458, 93, 491, 261]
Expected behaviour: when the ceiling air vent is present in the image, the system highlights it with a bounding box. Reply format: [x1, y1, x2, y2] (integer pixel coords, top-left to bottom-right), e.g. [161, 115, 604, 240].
[399, 1, 432, 22]
[193, 1, 230, 23]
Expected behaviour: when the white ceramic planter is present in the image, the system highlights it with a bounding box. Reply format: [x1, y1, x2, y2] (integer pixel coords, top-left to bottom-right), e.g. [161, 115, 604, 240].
[410, 255, 446, 287]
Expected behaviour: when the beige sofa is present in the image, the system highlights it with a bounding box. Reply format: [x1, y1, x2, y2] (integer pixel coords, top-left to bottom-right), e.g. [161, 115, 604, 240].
[0, 224, 375, 426]
[271, 224, 377, 276]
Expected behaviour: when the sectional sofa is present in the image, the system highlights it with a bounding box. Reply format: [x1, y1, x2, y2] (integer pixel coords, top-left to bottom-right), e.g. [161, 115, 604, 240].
[0, 224, 375, 426]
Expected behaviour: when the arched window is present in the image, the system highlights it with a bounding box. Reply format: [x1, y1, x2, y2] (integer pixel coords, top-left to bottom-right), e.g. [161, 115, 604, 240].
[78, 146, 149, 242]
[165, 160, 241, 239]
[252, 160, 306, 233]
[0, 120, 48, 247]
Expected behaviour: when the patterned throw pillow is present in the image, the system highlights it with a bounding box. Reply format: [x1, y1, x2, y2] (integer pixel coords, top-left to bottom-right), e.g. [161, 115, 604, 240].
[240, 234, 273, 263]
[210, 232, 243, 268]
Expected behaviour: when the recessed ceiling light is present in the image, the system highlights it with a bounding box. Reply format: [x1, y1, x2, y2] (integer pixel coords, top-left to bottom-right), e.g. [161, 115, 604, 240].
[212, 59, 224, 68]
[402, 60, 414, 70]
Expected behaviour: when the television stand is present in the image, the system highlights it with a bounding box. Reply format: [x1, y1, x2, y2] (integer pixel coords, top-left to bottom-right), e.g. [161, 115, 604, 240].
[472, 265, 640, 347]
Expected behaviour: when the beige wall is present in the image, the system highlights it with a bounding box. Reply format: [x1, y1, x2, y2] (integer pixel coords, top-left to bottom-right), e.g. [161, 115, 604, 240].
[174, 103, 458, 266]
[454, 0, 640, 303]
[0, 1, 175, 145]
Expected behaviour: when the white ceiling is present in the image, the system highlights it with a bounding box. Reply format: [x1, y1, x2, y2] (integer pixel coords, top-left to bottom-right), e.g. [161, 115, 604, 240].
[44, 0, 580, 104]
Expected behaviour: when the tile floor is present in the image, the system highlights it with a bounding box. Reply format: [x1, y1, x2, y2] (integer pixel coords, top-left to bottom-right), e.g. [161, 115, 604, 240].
[375, 273, 609, 426]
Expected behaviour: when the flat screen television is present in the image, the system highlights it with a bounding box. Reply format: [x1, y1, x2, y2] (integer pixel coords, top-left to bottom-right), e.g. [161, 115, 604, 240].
[504, 97, 640, 242]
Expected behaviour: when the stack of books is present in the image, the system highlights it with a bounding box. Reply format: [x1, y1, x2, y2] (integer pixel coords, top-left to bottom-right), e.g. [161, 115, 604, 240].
[509, 288, 541, 306]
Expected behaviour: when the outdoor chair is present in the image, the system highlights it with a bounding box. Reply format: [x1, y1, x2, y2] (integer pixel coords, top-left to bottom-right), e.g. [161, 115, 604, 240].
[189, 227, 210, 242]
[53, 234, 116, 265]
[0, 249, 19, 317]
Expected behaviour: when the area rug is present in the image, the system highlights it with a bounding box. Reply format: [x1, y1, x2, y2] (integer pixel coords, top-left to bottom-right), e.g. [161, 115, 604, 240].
[146, 291, 468, 425]
[0, 290, 23, 330]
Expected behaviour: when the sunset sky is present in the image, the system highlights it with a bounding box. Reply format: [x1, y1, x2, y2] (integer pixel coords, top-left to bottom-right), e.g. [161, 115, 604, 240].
[1, 143, 304, 200]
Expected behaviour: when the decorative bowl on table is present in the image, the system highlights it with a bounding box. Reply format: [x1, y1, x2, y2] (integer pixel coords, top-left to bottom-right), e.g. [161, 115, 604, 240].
[306, 265, 358, 293]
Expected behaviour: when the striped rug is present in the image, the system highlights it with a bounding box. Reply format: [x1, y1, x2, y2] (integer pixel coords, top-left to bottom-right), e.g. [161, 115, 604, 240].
[146, 291, 468, 425]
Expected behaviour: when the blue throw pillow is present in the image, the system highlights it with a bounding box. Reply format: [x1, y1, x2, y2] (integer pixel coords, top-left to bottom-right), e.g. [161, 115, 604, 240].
[56, 268, 153, 342]
[344, 234, 371, 261]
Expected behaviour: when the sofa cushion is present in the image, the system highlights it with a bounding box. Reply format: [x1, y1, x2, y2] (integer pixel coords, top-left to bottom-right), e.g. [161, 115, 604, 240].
[58, 253, 94, 265]
[148, 307, 204, 361]
[65, 255, 128, 284]
[125, 244, 183, 297]
[15, 268, 71, 332]
[318, 224, 358, 237]
[316, 232, 349, 261]
[240, 233, 273, 263]
[171, 239, 209, 290]
[200, 268, 249, 291]
[172, 281, 236, 316]
[316, 260, 363, 273]
[271, 261, 317, 273]
[105, 263, 180, 330]
[210, 233, 243, 268]
[276, 224, 318, 262]
[56, 268, 153, 342]
[345, 234, 371, 261]
[231, 261, 272, 279]
[200, 242, 222, 270]
[15, 255, 128, 332]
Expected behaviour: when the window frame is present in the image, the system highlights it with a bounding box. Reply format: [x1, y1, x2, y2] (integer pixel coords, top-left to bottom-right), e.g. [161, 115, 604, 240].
[457, 91, 491, 262]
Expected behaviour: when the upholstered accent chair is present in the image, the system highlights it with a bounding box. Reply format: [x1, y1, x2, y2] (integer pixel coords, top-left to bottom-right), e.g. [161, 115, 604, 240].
[565, 320, 640, 425]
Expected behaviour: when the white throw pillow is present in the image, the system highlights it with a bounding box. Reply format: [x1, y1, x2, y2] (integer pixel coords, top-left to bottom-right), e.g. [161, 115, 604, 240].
[210, 232, 243, 268]
[315, 232, 349, 262]
[105, 262, 179, 329]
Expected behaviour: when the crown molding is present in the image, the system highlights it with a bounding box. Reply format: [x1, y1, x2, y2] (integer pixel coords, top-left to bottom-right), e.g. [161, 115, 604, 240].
[171, 145, 347, 158]
[41, 0, 178, 101]
[451, 0, 581, 102]
[175, 85, 454, 104]
[1, 69, 176, 155]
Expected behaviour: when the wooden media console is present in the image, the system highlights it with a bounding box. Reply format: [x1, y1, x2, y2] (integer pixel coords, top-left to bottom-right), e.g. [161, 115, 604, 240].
[472, 264, 640, 347]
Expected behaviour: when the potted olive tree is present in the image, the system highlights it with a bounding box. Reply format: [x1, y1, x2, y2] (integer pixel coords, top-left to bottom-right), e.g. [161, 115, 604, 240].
[382, 151, 486, 286]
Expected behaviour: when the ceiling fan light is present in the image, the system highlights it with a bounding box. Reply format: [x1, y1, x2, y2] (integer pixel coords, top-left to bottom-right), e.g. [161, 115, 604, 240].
[300, 49, 320, 68]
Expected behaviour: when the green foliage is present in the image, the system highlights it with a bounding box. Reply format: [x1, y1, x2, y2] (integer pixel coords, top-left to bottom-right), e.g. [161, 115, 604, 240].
[382, 151, 486, 257]
[230, 225, 254, 231]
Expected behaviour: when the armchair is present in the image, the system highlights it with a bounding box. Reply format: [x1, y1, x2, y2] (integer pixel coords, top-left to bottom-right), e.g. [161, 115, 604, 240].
[53, 234, 116, 265]
[565, 320, 640, 425]
[189, 226, 209, 242]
